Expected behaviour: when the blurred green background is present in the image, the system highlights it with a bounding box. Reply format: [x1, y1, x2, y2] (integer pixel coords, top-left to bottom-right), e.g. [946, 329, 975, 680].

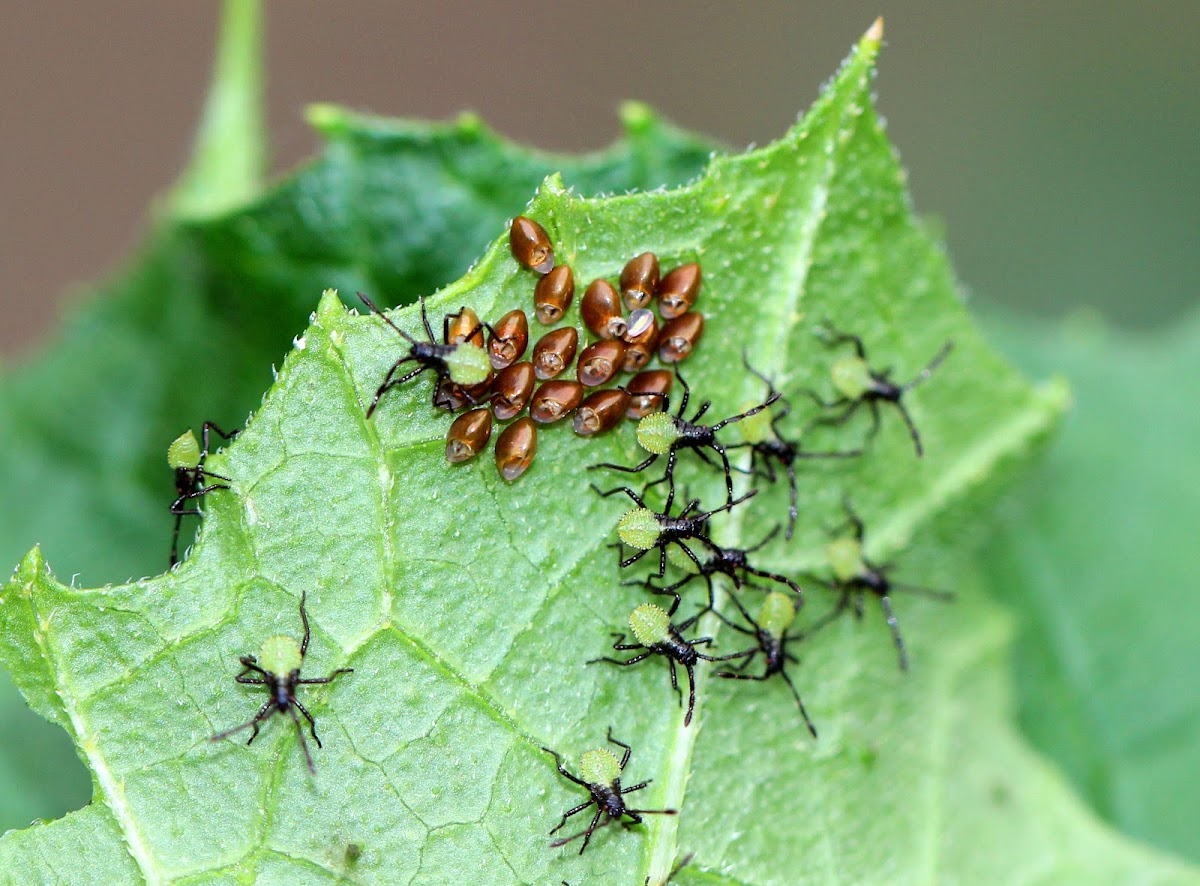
[4, 2, 1197, 355]
[1, 0, 1197, 867]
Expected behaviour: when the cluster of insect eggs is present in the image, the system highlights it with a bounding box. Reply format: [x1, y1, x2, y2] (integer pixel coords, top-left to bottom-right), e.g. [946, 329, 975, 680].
[443, 216, 708, 481]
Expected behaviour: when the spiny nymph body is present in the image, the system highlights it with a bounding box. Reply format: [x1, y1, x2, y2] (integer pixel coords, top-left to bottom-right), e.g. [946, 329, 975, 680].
[636, 411, 680, 456]
[580, 748, 622, 787]
[629, 603, 672, 647]
[167, 430, 202, 470]
[618, 508, 662, 551]
[444, 342, 492, 386]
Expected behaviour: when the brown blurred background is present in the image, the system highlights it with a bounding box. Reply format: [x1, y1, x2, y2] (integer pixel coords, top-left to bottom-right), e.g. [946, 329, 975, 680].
[2, 1, 1198, 360]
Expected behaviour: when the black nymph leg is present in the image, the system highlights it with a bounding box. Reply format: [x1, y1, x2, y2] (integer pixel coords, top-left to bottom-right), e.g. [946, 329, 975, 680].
[588, 453, 661, 476]
[296, 668, 354, 685]
[210, 699, 274, 744]
[590, 484, 647, 509]
[779, 669, 818, 738]
[541, 747, 590, 788]
[819, 324, 867, 358]
[588, 652, 655, 667]
[606, 728, 633, 769]
[878, 594, 909, 672]
[292, 698, 324, 747]
[288, 706, 317, 774]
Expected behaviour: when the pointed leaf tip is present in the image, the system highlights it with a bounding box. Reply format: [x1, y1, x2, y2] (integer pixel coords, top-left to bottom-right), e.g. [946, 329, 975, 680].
[455, 111, 485, 137]
[535, 172, 568, 200]
[316, 288, 347, 323]
[305, 102, 350, 136]
[14, 546, 46, 584]
[170, 0, 265, 218]
[620, 101, 657, 133]
[849, 17, 883, 67]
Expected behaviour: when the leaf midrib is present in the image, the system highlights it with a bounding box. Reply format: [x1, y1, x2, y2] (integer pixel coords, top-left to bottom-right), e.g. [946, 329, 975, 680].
[639, 78, 848, 886]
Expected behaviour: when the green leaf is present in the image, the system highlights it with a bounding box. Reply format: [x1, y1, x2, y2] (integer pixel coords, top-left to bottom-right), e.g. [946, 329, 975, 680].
[1, 20, 1188, 885]
[0, 97, 715, 591]
[979, 305, 1200, 863]
[169, 0, 266, 218]
[0, 7, 714, 830]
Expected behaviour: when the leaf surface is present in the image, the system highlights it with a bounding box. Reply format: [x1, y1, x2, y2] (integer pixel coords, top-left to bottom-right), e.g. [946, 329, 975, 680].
[0, 24, 714, 831]
[1, 22, 1189, 886]
[980, 306, 1200, 863]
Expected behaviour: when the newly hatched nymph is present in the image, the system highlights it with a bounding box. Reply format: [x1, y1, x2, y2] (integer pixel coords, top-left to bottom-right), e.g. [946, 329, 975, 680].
[808, 500, 953, 671]
[713, 591, 818, 737]
[727, 357, 863, 539]
[210, 592, 353, 774]
[542, 729, 677, 854]
[168, 421, 237, 566]
[589, 603, 742, 726]
[644, 524, 803, 613]
[591, 482, 756, 579]
[357, 292, 492, 417]
[591, 372, 779, 512]
[805, 324, 953, 457]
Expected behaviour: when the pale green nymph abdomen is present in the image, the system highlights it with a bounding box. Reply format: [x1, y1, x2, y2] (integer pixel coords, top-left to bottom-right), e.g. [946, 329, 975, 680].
[636, 411, 679, 455]
[758, 591, 797, 639]
[735, 400, 773, 445]
[629, 603, 671, 647]
[259, 635, 303, 676]
[445, 342, 492, 386]
[831, 355, 872, 400]
[666, 543, 700, 573]
[168, 430, 201, 470]
[580, 747, 622, 786]
[618, 508, 661, 550]
[827, 536, 865, 582]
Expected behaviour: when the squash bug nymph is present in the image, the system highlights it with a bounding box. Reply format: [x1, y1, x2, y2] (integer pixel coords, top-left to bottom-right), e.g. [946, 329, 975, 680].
[644, 524, 803, 613]
[807, 499, 954, 670]
[210, 591, 353, 774]
[592, 483, 756, 579]
[357, 293, 493, 417]
[590, 371, 779, 512]
[168, 421, 237, 566]
[713, 590, 818, 737]
[589, 604, 743, 726]
[727, 356, 864, 538]
[804, 324, 953, 457]
[541, 729, 676, 854]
